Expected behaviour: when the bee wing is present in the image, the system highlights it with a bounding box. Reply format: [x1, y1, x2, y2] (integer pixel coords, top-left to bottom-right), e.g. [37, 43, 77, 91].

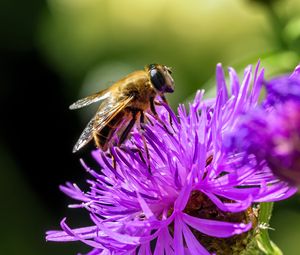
[93, 96, 134, 130]
[69, 89, 111, 110]
[72, 116, 97, 153]
[72, 96, 134, 153]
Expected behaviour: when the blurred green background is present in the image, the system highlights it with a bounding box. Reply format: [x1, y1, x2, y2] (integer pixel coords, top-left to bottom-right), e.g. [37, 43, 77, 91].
[1, 0, 300, 254]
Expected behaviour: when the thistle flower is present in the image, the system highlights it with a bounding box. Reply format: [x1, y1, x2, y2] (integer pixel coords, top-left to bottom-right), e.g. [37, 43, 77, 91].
[264, 65, 300, 106]
[46, 63, 297, 255]
[225, 65, 300, 186]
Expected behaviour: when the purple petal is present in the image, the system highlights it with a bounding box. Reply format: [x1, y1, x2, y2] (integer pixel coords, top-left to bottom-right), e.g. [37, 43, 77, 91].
[154, 227, 174, 255]
[174, 181, 192, 211]
[90, 214, 140, 245]
[182, 213, 252, 238]
[136, 192, 155, 220]
[173, 215, 184, 255]
[181, 218, 210, 255]
[47, 218, 105, 249]
[59, 182, 90, 202]
[139, 243, 152, 255]
[203, 191, 252, 213]
[216, 63, 229, 105]
[228, 67, 240, 96]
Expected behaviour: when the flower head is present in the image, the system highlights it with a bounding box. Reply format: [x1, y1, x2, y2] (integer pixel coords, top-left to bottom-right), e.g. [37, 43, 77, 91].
[47, 63, 297, 255]
[264, 65, 300, 106]
[225, 65, 300, 186]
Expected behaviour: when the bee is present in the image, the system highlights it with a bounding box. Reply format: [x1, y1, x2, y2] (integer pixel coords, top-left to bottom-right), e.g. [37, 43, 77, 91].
[70, 64, 175, 153]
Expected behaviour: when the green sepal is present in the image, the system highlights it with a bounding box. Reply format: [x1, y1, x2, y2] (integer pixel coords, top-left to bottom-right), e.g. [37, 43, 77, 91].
[243, 202, 283, 255]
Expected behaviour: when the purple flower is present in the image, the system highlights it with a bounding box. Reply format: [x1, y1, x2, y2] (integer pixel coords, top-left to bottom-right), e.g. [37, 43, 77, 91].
[264, 65, 300, 106]
[225, 65, 300, 186]
[46, 63, 297, 255]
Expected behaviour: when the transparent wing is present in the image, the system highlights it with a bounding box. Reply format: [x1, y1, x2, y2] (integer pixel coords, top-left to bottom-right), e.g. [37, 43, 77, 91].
[72, 96, 134, 153]
[69, 89, 111, 110]
[72, 116, 96, 153]
[93, 96, 134, 130]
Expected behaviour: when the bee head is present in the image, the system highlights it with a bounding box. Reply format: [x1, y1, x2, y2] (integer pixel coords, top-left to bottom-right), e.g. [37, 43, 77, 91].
[147, 64, 175, 94]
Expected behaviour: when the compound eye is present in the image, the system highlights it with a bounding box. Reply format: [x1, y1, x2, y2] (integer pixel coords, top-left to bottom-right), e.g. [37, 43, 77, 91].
[150, 68, 165, 91]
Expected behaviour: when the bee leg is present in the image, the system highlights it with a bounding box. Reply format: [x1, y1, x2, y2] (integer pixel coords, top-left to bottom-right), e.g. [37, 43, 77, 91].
[155, 95, 175, 132]
[109, 148, 117, 169]
[118, 110, 138, 146]
[129, 147, 147, 164]
[93, 131, 102, 150]
[139, 111, 151, 173]
[92, 130, 116, 168]
[117, 111, 150, 172]
[150, 97, 173, 135]
[146, 115, 154, 126]
[113, 111, 136, 169]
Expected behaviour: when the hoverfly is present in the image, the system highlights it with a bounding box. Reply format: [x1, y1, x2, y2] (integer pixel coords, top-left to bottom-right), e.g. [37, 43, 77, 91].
[70, 64, 175, 153]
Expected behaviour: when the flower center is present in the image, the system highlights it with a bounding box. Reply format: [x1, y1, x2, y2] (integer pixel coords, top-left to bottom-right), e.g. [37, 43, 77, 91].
[182, 191, 257, 255]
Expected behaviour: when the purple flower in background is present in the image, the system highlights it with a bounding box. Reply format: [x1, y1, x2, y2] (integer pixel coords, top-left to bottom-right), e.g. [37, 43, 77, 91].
[264, 65, 300, 106]
[46, 63, 297, 255]
[225, 65, 300, 186]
